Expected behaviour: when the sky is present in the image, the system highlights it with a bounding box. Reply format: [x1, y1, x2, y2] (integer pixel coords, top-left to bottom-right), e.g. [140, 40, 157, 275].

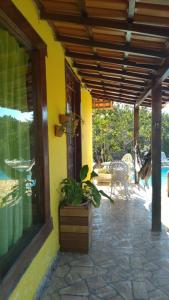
[1, 102, 169, 123]
[162, 103, 169, 114]
[0, 107, 33, 122]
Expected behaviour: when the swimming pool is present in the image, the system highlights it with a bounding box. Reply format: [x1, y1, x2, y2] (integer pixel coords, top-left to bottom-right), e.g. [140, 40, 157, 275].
[140, 166, 169, 186]
[161, 167, 169, 185]
[0, 170, 10, 180]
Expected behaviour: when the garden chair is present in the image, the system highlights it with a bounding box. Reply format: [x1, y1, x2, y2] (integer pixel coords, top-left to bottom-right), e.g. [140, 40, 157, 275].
[121, 153, 133, 182]
[109, 160, 129, 199]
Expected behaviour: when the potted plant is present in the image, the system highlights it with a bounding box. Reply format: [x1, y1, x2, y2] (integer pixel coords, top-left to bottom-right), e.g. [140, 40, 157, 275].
[59, 165, 113, 253]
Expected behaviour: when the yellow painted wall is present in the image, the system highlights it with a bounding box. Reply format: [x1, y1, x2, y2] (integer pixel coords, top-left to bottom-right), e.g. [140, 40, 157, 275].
[8, 1, 92, 300]
[81, 88, 93, 171]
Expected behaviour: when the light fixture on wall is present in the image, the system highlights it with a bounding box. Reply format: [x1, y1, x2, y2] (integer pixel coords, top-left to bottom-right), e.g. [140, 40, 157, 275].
[54, 113, 81, 137]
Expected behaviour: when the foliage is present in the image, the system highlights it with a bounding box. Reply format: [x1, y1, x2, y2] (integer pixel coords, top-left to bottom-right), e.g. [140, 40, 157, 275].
[60, 165, 113, 207]
[162, 112, 169, 156]
[0, 179, 32, 208]
[93, 104, 169, 162]
[0, 115, 33, 176]
[93, 105, 134, 161]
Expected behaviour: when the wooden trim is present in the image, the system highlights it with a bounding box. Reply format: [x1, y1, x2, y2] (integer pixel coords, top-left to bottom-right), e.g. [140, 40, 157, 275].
[65, 59, 80, 85]
[65, 60, 82, 181]
[31, 49, 51, 222]
[151, 84, 162, 232]
[0, 219, 53, 300]
[134, 107, 139, 183]
[0, 0, 47, 54]
[134, 107, 139, 147]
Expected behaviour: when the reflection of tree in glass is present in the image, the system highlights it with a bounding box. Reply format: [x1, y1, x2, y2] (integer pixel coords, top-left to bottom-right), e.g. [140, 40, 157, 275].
[0, 115, 33, 179]
[0, 178, 33, 208]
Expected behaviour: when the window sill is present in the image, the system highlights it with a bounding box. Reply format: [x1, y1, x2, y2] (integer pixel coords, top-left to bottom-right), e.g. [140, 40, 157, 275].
[0, 218, 53, 300]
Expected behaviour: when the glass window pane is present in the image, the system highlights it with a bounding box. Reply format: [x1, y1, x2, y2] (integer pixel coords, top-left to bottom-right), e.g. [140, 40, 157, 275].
[0, 27, 36, 258]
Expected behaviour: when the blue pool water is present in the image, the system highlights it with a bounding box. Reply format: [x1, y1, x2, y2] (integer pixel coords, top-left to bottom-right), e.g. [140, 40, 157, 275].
[0, 170, 10, 180]
[140, 166, 169, 186]
[161, 167, 169, 185]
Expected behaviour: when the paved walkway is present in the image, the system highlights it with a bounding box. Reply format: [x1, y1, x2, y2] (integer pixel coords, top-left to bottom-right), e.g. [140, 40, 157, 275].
[39, 187, 169, 300]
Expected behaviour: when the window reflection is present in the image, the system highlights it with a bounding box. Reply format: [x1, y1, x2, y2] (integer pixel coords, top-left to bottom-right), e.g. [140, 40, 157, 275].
[0, 27, 36, 257]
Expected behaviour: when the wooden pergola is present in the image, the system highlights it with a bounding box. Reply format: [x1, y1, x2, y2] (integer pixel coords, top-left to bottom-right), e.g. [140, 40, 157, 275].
[35, 0, 169, 232]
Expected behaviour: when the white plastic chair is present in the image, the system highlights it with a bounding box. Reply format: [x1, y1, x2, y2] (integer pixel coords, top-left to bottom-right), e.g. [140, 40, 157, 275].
[121, 153, 133, 182]
[109, 160, 129, 199]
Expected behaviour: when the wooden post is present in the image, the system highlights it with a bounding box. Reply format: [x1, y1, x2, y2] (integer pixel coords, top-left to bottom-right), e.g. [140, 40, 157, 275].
[151, 83, 161, 232]
[134, 106, 139, 183]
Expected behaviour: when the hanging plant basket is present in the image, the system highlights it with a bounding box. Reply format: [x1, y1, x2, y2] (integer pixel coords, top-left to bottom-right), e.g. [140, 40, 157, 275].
[59, 114, 71, 125]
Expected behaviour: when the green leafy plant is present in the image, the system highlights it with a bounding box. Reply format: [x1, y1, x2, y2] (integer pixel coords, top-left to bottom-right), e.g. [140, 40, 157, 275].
[60, 165, 113, 207]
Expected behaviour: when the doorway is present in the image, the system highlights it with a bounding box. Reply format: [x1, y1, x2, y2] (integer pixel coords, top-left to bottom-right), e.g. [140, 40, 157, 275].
[65, 61, 82, 180]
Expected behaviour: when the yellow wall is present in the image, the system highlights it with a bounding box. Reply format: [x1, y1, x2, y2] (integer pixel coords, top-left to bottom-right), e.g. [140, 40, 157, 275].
[8, 1, 92, 300]
[81, 88, 93, 171]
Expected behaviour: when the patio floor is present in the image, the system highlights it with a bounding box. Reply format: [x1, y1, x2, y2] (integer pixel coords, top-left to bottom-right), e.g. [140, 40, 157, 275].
[39, 185, 169, 300]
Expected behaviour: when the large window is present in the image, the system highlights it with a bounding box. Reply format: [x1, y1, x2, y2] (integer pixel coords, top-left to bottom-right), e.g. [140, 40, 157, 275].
[0, 27, 35, 258]
[0, 2, 52, 297]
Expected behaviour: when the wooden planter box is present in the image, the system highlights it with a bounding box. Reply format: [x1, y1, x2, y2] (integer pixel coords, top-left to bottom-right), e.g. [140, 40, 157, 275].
[59, 204, 91, 253]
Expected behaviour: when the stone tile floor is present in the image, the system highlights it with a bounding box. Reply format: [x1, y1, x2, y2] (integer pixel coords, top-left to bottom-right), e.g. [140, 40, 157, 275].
[39, 186, 169, 300]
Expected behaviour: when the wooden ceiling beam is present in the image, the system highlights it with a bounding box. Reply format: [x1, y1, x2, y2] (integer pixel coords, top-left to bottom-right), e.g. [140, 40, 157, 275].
[92, 92, 137, 100]
[91, 86, 138, 95]
[91, 87, 136, 95]
[136, 65, 169, 107]
[82, 78, 145, 88]
[82, 79, 144, 91]
[123, 0, 136, 73]
[89, 85, 140, 94]
[40, 11, 169, 38]
[74, 63, 150, 80]
[57, 35, 166, 58]
[91, 90, 137, 98]
[91, 92, 136, 102]
[66, 51, 159, 70]
[80, 73, 146, 86]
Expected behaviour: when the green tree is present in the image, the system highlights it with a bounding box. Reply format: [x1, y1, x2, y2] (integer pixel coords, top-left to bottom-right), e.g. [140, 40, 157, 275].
[93, 105, 169, 162]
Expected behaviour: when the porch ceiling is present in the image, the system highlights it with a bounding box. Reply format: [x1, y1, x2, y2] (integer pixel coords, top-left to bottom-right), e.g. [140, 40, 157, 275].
[35, 0, 169, 108]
